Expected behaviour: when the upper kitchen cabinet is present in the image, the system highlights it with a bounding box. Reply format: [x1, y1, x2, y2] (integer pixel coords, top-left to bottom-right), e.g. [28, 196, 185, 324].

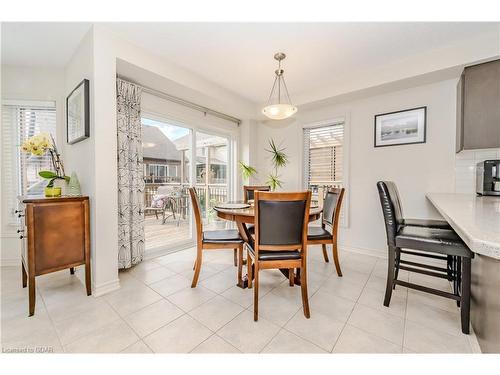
[457, 59, 500, 152]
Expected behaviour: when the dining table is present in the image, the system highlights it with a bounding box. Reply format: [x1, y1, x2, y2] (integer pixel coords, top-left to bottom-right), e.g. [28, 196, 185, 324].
[214, 202, 322, 288]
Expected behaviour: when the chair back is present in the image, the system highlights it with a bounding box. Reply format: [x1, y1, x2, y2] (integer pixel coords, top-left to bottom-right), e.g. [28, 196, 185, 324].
[188, 187, 203, 245]
[243, 185, 271, 203]
[376, 181, 404, 247]
[254, 191, 311, 253]
[321, 187, 345, 233]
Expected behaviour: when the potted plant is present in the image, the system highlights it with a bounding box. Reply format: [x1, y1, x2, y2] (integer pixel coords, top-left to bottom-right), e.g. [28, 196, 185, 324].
[238, 161, 257, 185]
[265, 139, 288, 191]
[21, 133, 69, 197]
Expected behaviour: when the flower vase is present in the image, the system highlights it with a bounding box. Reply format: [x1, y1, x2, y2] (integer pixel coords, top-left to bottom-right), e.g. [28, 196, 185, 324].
[67, 172, 82, 196]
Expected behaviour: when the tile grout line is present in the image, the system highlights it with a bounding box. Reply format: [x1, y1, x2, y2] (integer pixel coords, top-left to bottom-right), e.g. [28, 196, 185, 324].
[37, 284, 65, 353]
[329, 260, 377, 353]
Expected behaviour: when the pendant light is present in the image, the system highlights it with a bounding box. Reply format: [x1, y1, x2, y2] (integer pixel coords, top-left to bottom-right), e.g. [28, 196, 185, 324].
[262, 52, 298, 120]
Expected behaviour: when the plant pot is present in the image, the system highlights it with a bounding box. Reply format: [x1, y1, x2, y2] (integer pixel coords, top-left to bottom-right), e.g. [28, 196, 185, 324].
[44, 187, 62, 197]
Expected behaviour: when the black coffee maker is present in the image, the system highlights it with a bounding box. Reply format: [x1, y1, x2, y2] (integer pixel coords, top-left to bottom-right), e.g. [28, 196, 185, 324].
[476, 160, 500, 196]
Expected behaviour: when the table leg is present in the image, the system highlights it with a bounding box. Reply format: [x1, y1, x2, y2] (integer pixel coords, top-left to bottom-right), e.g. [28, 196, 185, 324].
[236, 221, 253, 289]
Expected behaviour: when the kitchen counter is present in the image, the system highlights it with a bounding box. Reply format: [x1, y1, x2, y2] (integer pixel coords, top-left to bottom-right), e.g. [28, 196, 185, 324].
[427, 192, 500, 353]
[426, 193, 500, 260]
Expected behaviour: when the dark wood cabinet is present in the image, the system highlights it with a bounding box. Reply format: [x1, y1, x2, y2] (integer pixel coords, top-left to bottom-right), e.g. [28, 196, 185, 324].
[18, 196, 91, 316]
[457, 59, 500, 152]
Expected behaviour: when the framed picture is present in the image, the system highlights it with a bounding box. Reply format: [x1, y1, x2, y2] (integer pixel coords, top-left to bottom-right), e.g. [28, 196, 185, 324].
[374, 106, 426, 148]
[66, 79, 90, 144]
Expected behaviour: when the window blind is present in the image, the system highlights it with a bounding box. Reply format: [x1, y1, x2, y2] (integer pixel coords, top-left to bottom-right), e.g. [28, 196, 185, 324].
[303, 122, 344, 189]
[1, 102, 57, 224]
[303, 121, 346, 226]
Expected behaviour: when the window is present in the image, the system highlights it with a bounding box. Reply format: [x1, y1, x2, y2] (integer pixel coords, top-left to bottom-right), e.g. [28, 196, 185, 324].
[2, 101, 57, 222]
[303, 121, 344, 205]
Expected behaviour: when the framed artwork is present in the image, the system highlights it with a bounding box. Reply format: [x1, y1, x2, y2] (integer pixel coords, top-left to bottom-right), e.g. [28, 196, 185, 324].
[374, 106, 426, 148]
[66, 79, 90, 144]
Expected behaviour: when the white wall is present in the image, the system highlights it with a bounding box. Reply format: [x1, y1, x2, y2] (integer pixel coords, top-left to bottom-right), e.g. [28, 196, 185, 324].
[255, 79, 459, 256]
[1, 65, 65, 265]
[455, 148, 500, 193]
[55, 26, 256, 295]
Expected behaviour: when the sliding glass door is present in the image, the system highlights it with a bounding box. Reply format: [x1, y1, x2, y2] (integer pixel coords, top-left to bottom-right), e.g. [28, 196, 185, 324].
[142, 117, 193, 252]
[142, 116, 233, 253]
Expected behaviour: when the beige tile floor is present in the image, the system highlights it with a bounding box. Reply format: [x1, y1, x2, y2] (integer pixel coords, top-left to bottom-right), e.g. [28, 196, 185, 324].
[1, 246, 478, 353]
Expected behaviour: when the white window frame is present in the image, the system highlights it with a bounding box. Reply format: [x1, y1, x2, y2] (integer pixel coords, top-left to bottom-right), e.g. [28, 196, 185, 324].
[300, 115, 351, 228]
[2, 99, 57, 225]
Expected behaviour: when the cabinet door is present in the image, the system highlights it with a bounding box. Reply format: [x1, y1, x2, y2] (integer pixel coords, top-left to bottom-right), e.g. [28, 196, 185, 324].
[33, 201, 86, 274]
[463, 59, 500, 150]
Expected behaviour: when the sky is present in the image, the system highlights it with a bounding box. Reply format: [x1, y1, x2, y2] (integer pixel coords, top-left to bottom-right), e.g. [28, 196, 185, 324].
[142, 117, 189, 141]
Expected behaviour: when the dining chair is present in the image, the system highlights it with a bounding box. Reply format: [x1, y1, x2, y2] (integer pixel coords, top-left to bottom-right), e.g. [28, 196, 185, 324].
[377, 181, 473, 334]
[243, 185, 271, 235]
[246, 191, 312, 321]
[307, 187, 345, 276]
[243, 185, 271, 203]
[188, 187, 244, 288]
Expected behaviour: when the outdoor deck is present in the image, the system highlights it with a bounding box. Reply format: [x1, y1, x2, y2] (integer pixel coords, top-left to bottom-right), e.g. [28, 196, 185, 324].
[144, 212, 231, 251]
[144, 215, 191, 251]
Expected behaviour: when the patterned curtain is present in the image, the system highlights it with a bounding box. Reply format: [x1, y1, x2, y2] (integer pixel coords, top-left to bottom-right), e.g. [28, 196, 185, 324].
[117, 79, 145, 269]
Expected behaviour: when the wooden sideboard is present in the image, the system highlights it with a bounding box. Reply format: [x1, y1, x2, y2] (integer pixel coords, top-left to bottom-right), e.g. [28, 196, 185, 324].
[18, 196, 91, 316]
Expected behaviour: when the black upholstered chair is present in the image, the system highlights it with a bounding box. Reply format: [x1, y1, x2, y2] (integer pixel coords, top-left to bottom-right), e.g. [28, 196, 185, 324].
[244, 185, 271, 235]
[246, 191, 311, 321]
[189, 188, 244, 288]
[243, 185, 271, 203]
[387, 181, 451, 230]
[307, 187, 345, 276]
[376, 181, 474, 334]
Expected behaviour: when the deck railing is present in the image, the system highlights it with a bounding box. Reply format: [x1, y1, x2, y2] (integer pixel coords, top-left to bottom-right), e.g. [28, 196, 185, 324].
[144, 182, 228, 218]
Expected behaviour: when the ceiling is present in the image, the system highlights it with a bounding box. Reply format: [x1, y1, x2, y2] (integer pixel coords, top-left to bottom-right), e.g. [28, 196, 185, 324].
[2, 22, 498, 105]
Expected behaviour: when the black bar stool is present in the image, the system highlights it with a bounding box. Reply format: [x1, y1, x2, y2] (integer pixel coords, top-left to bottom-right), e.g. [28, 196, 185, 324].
[376, 181, 474, 334]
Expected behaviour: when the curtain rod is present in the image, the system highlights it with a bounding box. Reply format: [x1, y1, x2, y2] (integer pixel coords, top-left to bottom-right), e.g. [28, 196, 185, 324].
[117, 75, 241, 126]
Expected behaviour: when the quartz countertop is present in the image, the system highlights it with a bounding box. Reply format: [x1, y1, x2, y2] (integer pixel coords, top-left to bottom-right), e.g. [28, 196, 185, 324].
[427, 193, 500, 260]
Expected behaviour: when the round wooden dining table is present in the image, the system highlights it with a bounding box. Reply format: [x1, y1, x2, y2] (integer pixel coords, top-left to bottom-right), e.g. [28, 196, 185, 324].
[214, 203, 322, 288]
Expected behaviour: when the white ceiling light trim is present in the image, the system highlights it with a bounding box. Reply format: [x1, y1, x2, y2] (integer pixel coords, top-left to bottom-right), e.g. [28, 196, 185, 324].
[262, 52, 297, 120]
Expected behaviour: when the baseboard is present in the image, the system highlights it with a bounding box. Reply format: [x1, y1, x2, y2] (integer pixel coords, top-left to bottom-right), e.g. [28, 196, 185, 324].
[339, 244, 386, 259]
[92, 278, 121, 297]
[1, 259, 20, 267]
[467, 323, 483, 353]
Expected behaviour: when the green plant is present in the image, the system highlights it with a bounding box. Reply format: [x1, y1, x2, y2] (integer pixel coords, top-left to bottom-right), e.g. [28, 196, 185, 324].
[265, 139, 288, 191]
[39, 171, 70, 187]
[266, 139, 288, 169]
[238, 161, 257, 183]
[266, 174, 283, 191]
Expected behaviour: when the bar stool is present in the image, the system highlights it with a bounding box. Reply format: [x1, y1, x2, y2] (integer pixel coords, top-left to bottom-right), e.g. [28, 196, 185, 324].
[376, 181, 474, 334]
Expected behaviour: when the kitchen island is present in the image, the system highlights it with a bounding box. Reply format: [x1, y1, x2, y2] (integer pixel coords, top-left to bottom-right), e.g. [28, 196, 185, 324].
[427, 193, 500, 353]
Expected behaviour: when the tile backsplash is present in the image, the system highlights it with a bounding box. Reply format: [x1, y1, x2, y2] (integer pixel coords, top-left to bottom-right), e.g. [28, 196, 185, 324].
[454, 148, 500, 193]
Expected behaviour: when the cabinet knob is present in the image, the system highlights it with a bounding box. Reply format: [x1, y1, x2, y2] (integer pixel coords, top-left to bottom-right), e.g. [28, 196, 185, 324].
[19, 235, 24, 239]
[18, 213, 25, 218]
[17, 229, 24, 233]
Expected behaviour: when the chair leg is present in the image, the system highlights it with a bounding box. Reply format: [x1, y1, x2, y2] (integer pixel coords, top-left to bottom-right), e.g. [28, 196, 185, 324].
[289, 269, 295, 286]
[384, 246, 396, 307]
[233, 249, 238, 267]
[191, 247, 203, 288]
[393, 247, 401, 289]
[70, 267, 75, 275]
[253, 264, 259, 321]
[460, 257, 471, 334]
[332, 241, 342, 277]
[300, 261, 310, 319]
[237, 247, 243, 286]
[247, 252, 253, 289]
[321, 244, 330, 263]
